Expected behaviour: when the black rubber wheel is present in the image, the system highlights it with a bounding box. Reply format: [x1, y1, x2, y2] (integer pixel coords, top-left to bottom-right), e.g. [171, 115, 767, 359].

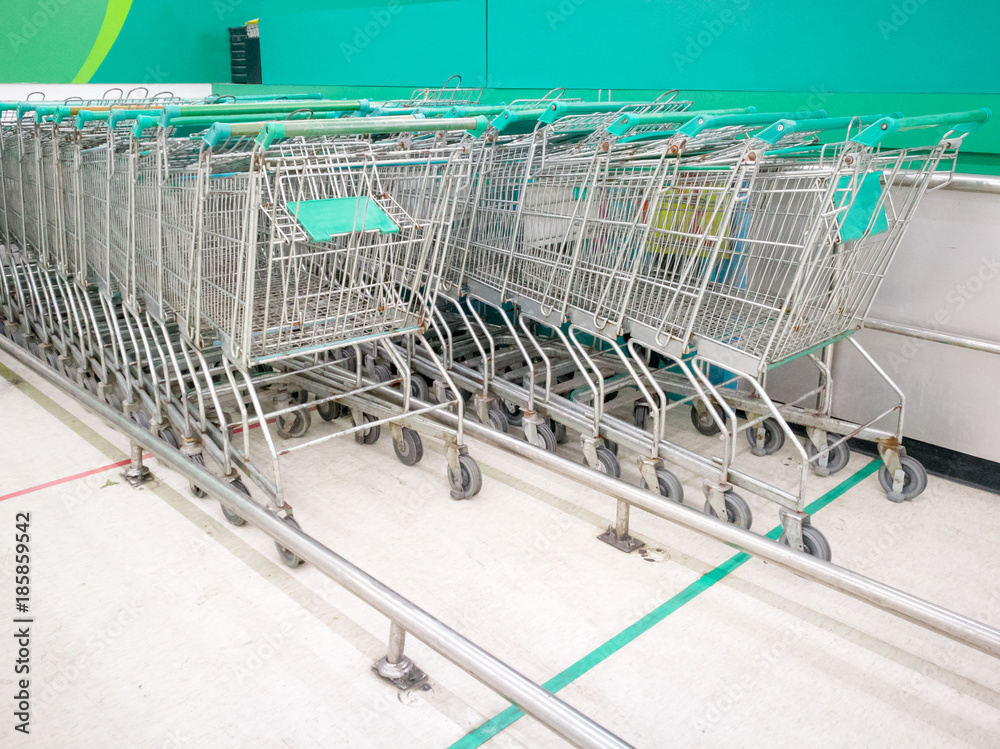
[634, 403, 650, 431]
[130, 409, 150, 430]
[275, 515, 304, 568]
[290, 390, 310, 405]
[448, 454, 483, 499]
[779, 524, 832, 562]
[276, 408, 311, 439]
[878, 455, 928, 501]
[745, 417, 785, 455]
[704, 491, 753, 530]
[317, 400, 342, 422]
[354, 413, 381, 445]
[393, 427, 423, 466]
[804, 434, 851, 475]
[410, 375, 430, 402]
[690, 400, 722, 436]
[220, 478, 250, 527]
[639, 468, 684, 503]
[189, 452, 208, 498]
[160, 427, 180, 450]
[487, 407, 509, 433]
[525, 421, 557, 453]
[591, 446, 621, 478]
[500, 399, 523, 426]
[373, 363, 393, 383]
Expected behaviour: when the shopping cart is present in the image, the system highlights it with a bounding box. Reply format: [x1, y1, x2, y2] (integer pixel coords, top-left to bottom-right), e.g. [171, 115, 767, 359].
[157, 115, 490, 558]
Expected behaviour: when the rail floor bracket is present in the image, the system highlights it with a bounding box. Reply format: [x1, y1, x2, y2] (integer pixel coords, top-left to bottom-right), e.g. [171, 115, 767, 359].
[597, 526, 644, 553]
[372, 655, 429, 691]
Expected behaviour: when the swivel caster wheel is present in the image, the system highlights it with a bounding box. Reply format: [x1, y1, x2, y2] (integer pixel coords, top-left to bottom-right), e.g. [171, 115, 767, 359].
[159, 427, 180, 450]
[448, 454, 482, 499]
[500, 398, 523, 426]
[589, 446, 620, 478]
[220, 478, 251, 527]
[639, 468, 684, 502]
[691, 399, 723, 436]
[316, 400, 342, 421]
[393, 427, 423, 466]
[805, 434, 851, 475]
[410, 375, 430, 402]
[275, 515, 304, 568]
[525, 421, 557, 452]
[780, 525, 833, 562]
[550, 419, 568, 444]
[373, 363, 393, 383]
[276, 408, 311, 439]
[745, 418, 785, 456]
[487, 407, 509, 433]
[354, 413, 381, 445]
[704, 491, 753, 530]
[878, 455, 927, 502]
[189, 453, 208, 499]
[634, 403, 650, 431]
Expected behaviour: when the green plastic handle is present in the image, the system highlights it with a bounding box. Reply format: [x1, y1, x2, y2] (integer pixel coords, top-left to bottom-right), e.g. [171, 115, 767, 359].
[491, 108, 549, 134]
[852, 108, 992, 147]
[202, 115, 489, 149]
[109, 108, 161, 129]
[605, 107, 757, 137]
[166, 111, 348, 129]
[446, 104, 510, 118]
[161, 99, 370, 125]
[677, 110, 825, 137]
[755, 113, 903, 145]
[74, 110, 110, 129]
[538, 101, 666, 125]
[132, 115, 160, 137]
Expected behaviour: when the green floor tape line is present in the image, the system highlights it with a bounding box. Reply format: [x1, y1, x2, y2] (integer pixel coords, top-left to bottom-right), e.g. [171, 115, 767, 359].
[449, 458, 882, 748]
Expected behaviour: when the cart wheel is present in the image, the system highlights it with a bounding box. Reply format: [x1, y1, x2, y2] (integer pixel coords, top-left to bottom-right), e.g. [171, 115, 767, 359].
[339, 349, 357, 373]
[639, 468, 684, 502]
[276, 408, 311, 439]
[487, 407, 509, 433]
[779, 525, 832, 562]
[551, 420, 568, 444]
[393, 427, 423, 466]
[704, 491, 752, 530]
[745, 418, 785, 455]
[130, 408, 150, 430]
[448, 454, 482, 499]
[526, 421, 557, 453]
[47, 351, 60, 369]
[590, 446, 621, 478]
[500, 398, 523, 426]
[354, 413, 381, 445]
[410, 375, 430, 402]
[275, 515, 304, 568]
[878, 455, 927, 502]
[220, 478, 250, 527]
[605, 440, 619, 456]
[373, 363, 392, 383]
[690, 400, 722, 436]
[160, 427, 180, 450]
[316, 400, 342, 422]
[189, 452, 208, 498]
[290, 390, 310, 405]
[804, 434, 851, 475]
[634, 403, 650, 431]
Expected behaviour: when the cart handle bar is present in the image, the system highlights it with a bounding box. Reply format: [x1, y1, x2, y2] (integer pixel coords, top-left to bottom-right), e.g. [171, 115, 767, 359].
[161, 99, 371, 124]
[202, 115, 489, 149]
[755, 113, 904, 145]
[852, 108, 992, 147]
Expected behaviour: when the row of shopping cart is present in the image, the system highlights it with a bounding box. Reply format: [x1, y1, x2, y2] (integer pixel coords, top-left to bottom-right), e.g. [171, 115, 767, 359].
[0, 82, 989, 564]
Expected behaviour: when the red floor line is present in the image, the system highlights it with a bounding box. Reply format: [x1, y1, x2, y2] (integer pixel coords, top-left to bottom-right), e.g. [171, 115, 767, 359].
[0, 454, 153, 502]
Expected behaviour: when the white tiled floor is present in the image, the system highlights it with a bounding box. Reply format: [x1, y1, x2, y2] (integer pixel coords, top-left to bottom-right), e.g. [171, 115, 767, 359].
[0, 352, 998, 748]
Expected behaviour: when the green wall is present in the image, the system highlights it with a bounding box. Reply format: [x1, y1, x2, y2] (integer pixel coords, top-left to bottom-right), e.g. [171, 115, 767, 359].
[2, 0, 998, 172]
